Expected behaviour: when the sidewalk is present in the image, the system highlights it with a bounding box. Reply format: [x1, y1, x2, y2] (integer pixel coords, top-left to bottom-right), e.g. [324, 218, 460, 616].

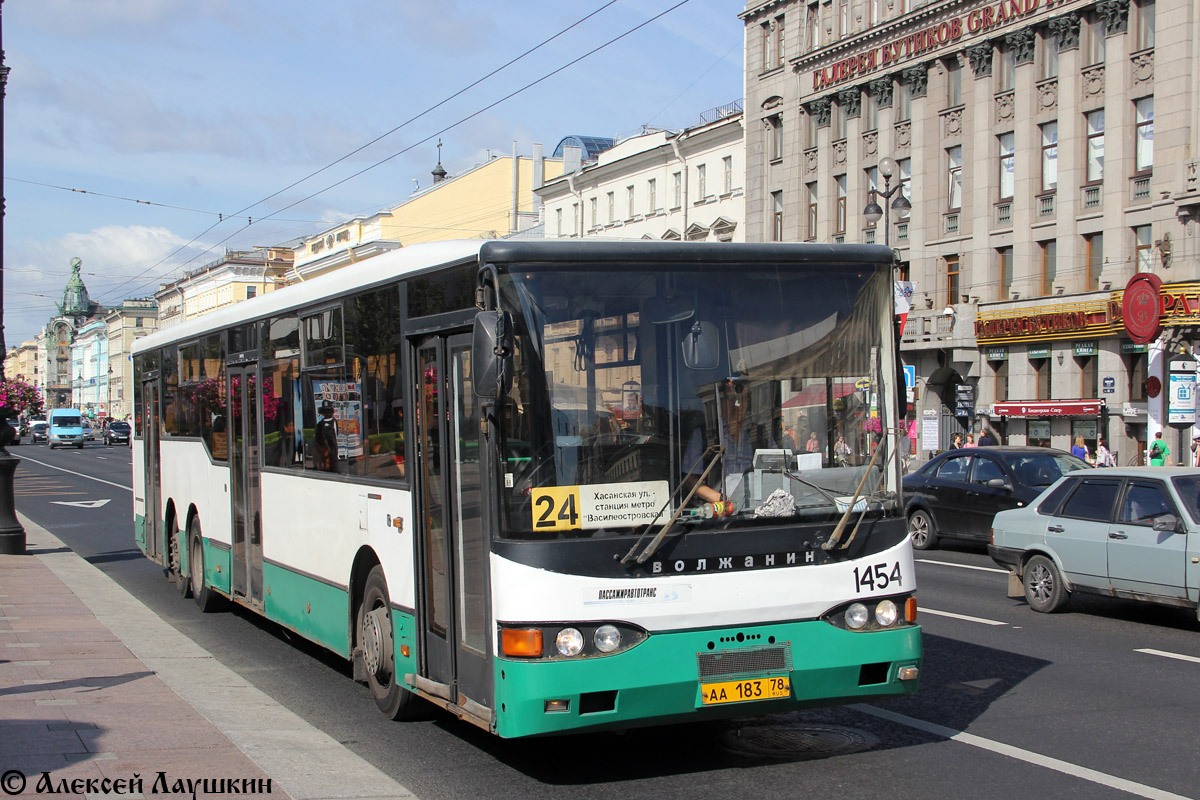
[0, 514, 415, 800]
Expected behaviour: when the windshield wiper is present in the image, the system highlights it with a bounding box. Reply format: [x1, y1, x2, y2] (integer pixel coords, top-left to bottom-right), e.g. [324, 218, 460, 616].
[620, 444, 724, 566]
[822, 433, 886, 552]
[783, 470, 842, 506]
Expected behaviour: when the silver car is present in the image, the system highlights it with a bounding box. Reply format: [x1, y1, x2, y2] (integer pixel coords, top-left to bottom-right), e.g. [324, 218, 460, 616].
[990, 467, 1200, 616]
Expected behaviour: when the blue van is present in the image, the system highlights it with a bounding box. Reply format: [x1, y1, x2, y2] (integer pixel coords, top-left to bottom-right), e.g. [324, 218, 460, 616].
[48, 408, 86, 449]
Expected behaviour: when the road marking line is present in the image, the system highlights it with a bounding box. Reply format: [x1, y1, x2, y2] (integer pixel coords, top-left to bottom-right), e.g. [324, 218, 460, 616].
[1136, 648, 1200, 665]
[15, 454, 132, 492]
[916, 558, 1007, 574]
[921, 608, 1007, 626]
[853, 705, 1195, 800]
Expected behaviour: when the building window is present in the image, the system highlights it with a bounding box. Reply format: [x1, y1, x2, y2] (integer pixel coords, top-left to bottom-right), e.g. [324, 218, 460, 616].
[1085, 15, 1106, 66]
[947, 146, 963, 210]
[774, 15, 786, 66]
[590, 197, 598, 228]
[761, 22, 773, 71]
[945, 255, 960, 307]
[627, 185, 636, 218]
[1079, 355, 1098, 399]
[945, 58, 962, 107]
[1041, 122, 1058, 192]
[246, 286, 257, 300]
[572, 203, 579, 235]
[723, 156, 733, 194]
[865, 166, 879, 227]
[769, 114, 784, 161]
[1133, 0, 1155, 51]
[1040, 28, 1059, 80]
[806, 182, 818, 241]
[996, 45, 1015, 92]
[993, 360, 1009, 403]
[1127, 351, 1147, 400]
[834, 174, 847, 234]
[606, 193, 615, 224]
[696, 164, 707, 199]
[862, 89, 877, 131]
[806, 2, 819, 51]
[1034, 357, 1052, 401]
[1040, 239, 1057, 296]
[896, 79, 912, 122]
[1086, 110, 1105, 182]
[839, 0, 849, 37]
[998, 246, 1014, 300]
[555, 208, 563, 237]
[1085, 232, 1104, 291]
[1134, 225, 1153, 271]
[1135, 97, 1154, 173]
[772, 190, 784, 242]
[647, 179, 656, 212]
[998, 133, 1015, 200]
[672, 172, 682, 208]
[898, 158, 912, 204]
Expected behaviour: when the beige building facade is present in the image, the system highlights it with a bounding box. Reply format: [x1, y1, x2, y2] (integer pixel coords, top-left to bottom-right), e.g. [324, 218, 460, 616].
[105, 299, 158, 422]
[743, 0, 1199, 465]
[155, 247, 292, 330]
[538, 107, 746, 242]
[293, 146, 564, 279]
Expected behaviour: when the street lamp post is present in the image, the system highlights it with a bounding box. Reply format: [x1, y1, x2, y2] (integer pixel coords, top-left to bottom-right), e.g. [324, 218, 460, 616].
[862, 156, 912, 247]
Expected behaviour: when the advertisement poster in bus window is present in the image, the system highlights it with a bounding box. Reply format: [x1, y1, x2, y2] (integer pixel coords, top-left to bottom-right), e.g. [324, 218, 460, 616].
[312, 379, 364, 458]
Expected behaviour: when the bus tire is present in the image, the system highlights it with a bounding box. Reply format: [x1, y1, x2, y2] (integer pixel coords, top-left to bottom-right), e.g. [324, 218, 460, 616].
[908, 509, 938, 550]
[171, 515, 191, 599]
[357, 566, 420, 720]
[189, 518, 222, 613]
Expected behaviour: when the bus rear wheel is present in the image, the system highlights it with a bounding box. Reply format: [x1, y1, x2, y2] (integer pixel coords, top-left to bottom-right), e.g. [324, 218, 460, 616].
[169, 514, 191, 598]
[189, 518, 222, 613]
[357, 566, 419, 720]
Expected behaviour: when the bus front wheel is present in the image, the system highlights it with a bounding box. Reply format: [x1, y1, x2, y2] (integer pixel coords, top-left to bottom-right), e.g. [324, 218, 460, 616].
[357, 566, 420, 720]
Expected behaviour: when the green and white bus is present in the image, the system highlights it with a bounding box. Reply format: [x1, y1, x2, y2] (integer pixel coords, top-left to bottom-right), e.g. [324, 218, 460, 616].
[132, 239, 921, 738]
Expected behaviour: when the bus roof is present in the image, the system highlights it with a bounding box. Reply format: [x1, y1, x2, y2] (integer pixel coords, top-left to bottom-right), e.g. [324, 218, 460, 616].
[132, 238, 894, 355]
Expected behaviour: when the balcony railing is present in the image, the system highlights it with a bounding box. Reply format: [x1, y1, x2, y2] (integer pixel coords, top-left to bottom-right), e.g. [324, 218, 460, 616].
[1081, 185, 1101, 208]
[995, 202, 1012, 226]
[1038, 193, 1055, 217]
[1131, 175, 1151, 203]
[944, 212, 960, 235]
[896, 222, 909, 242]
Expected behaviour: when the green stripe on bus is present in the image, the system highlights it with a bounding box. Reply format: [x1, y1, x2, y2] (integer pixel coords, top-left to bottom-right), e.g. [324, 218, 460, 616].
[262, 563, 352, 657]
[492, 621, 921, 739]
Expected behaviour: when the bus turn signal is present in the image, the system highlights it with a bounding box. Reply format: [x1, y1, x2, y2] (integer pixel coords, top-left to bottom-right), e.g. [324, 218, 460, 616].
[502, 628, 543, 658]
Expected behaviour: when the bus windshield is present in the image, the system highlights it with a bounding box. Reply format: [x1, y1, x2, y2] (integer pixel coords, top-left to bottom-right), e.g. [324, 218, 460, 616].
[495, 259, 899, 540]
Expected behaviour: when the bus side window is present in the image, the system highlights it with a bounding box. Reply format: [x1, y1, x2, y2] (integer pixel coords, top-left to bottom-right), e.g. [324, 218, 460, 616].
[345, 287, 405, 481]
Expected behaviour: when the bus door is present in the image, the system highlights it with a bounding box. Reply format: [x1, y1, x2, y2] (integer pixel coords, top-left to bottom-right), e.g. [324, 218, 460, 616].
[413, 333, 492, 722]
[228, 362, 265, 607]
[142, 379, 162, 561]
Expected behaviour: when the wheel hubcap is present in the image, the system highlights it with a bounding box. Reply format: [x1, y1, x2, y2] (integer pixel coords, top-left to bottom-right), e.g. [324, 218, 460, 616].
[361, 605, 391, 679]
[910, 516, 927, 545]
[1029, 566, 1052, 601]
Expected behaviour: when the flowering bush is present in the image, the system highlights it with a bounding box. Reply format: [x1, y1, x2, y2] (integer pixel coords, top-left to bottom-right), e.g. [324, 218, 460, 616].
[863, 415, 883, 435]
[0, 378, 44, 420]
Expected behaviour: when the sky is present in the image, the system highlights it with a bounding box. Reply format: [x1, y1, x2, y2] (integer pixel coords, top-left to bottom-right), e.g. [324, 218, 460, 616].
[2, 0, 745, 349]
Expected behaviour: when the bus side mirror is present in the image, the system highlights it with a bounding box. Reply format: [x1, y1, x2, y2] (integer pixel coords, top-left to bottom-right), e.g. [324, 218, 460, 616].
[472, 311, 513, 400]
[681, 320, 719, 370]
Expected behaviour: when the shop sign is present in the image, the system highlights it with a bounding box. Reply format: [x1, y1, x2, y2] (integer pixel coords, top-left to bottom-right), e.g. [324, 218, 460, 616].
[1122, 272, 1163, 344]
[1168, 373, 1196, 424]
[1102, 376, 1116, 394]
[992, 400, 1102, 417]
[1073, 341, 1098, 357]
[1027, 345, 1050, 359]
[810, 0, 1046, 91]
[1120, 340, 1148, 354]
[985, 346, 1009, 361]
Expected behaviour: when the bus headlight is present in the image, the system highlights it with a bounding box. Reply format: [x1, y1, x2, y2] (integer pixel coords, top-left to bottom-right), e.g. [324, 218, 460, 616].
[845, 603, 869, 629]
[875, 599, 899, 627]
[594, 624, 621, 653]
[556, 627, 584, 656]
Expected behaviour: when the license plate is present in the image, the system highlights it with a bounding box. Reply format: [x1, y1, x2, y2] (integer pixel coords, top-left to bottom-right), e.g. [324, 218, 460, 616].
[700, 675, 791, 705]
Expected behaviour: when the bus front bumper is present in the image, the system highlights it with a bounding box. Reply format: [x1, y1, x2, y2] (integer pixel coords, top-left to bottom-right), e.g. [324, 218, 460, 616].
[492, 618, 921, 738]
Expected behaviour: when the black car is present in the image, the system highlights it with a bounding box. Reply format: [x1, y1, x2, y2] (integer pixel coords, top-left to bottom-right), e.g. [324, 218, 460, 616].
[903, 446, 1090, 550]
[104, 421, 132, 446]
[30, 421, 48, 444]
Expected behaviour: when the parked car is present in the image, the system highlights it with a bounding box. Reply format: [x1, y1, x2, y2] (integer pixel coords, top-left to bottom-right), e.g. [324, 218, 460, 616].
[903, 446, 1090, 550]
[82, 419, 95, 441]
[104, 420, 131, 446]
[990, 467, 1200, 615]
[30, 421, 48, 444]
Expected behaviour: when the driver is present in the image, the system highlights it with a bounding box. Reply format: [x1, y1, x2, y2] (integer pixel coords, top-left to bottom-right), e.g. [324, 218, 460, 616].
[682, 378, 755, 507]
